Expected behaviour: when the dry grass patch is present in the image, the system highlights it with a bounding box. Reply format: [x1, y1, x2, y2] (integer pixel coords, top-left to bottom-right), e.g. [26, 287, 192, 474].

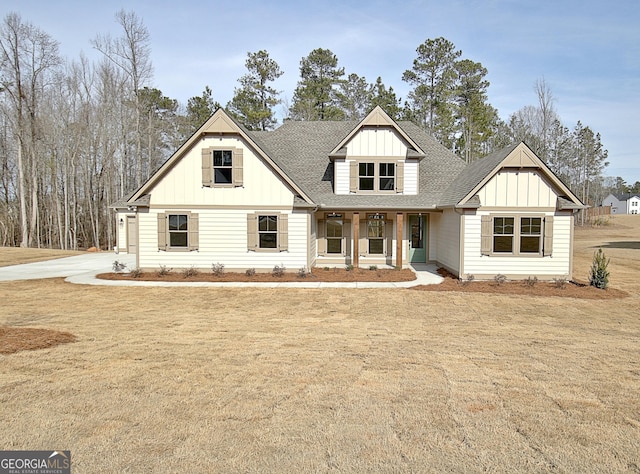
[0, 326, 76, 354]
[0, 215, 639, 472]
[0, 247, 83, 267]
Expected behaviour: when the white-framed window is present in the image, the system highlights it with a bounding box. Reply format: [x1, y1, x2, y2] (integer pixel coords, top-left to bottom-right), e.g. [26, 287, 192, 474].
[367, 213, 386, 255]
[247, 213, 288, 252]
[213, 150, 233, 184]
[326, 214, 344, 254]
[157, 212, 199, 251]
[482, 215, 551, 257]
[202, 147, 243, 187]
[350, 161, 403, 193]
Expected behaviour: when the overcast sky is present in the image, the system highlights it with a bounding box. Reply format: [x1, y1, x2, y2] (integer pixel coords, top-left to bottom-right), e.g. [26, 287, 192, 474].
[8, 0, 640, 183]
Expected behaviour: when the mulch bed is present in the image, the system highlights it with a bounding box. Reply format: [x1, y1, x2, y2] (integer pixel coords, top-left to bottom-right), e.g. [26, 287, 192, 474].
[411, 268, 628, 300]
[97, 267, 417, 283]
[0, 326, 76, 354]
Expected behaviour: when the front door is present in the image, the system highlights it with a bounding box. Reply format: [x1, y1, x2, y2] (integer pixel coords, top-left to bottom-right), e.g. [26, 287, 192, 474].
[409, 214, 426, 263]
[127, 216, 137, 254]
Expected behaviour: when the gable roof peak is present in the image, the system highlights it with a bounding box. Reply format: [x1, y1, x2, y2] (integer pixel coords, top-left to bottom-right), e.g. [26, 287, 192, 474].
[329, 106, 425, 158]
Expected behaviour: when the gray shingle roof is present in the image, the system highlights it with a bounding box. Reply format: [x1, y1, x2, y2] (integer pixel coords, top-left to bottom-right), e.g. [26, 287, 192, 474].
[250, 120, 467, 209]
[438, 143, 519, 207]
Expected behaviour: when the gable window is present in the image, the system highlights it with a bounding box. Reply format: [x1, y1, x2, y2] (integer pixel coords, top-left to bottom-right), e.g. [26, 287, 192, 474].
[213, 150, 233, 184]
[247, 213, 288, 252]
[379, 163, 395, 190]
[157, 212, 199, 251]
[202, 146, 243, 187]
[482, 215, 552, 257]
[359, 163, 375, 191]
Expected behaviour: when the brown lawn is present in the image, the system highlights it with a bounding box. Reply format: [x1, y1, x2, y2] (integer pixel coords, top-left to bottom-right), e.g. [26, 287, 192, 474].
[0, 247, 83, 267]
[0, 215, 639, 472]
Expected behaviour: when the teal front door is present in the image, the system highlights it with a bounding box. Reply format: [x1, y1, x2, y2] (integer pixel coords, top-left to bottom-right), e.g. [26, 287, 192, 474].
[409, 215, 426, 263]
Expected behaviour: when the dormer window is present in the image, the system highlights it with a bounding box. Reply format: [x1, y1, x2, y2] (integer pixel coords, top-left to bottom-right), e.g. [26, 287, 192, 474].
[351, 161, 400, 193]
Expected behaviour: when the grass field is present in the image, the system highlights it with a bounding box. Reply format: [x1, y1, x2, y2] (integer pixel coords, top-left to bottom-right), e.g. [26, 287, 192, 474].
[0, 216, 639, 472]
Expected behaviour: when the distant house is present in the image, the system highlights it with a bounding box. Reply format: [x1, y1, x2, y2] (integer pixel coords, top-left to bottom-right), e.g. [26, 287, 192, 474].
[111, 106, 585, 280]
[602, 193, 640, 214]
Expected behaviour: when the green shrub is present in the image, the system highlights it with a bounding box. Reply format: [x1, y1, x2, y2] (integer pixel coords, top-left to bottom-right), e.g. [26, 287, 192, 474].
[589, 248, 610, 289]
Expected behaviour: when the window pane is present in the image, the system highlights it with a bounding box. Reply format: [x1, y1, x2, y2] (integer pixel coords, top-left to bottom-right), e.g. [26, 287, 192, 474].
[327, 238, 342, 254]
[494, 217, 514, 235]
[170, 232, 188, 247]
[214, 168, 232, 184]
[359, 163, 374, 176]
[259, 233, 277, 248]
[213, 150, 233, 167]
[379, 163, 394, 176]
[368, 220, 384, 238]
[359, 178, 374, 190]
[169, 214, 187, 231]
[369, 239, 384, 254]
[521, 236, 540, 253]
[259, 215, 277, 232]
[326, 220, 342, 238]
[380, 177, 394, 190]
[494, 236, 513, 252]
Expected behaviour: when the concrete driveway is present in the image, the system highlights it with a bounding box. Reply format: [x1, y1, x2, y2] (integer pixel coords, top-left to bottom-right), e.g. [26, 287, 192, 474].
[0, 252, 136, 282]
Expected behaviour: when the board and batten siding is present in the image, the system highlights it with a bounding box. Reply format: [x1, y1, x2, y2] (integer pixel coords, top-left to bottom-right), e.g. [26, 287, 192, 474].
[477, 170, 557, 208]
[147, 136, 294, 208]
[430, 209, 461, 273]
[138, 209, 309, 270]
[335, 128, 417, 195]
[462, 212, 572, 278]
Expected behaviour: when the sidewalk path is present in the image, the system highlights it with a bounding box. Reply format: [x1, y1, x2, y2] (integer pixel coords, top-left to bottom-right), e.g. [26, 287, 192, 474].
[0, 252, 443, 288]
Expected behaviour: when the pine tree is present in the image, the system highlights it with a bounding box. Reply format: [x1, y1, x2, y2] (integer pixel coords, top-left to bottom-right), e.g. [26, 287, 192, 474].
[227, 50, 283, 131]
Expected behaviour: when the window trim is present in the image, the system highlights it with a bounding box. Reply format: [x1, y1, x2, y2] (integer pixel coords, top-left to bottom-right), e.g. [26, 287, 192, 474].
[481, 214, 551, 257]
[157, 211, 199, 252]
[247, 212, 288, 252]
[202, 146, 243, 188]
[349, 158, 404, 194]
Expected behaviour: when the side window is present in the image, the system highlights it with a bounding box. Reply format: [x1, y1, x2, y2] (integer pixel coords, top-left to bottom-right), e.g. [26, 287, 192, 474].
[493, 217, 514, 253]
[258, 215, 278, 249]
[168, 214, 188, 248]
[157, 212, 199, 251]
[482, 215, 550, 256]
[247, 213, 288, 252]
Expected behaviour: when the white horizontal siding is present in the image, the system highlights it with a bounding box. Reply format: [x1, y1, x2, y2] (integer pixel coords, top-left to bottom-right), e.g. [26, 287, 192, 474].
[404, 160, 418, 195]
[334, 159, 350, 195]
[431, 210, 461, 272]
[463, 212, 572, 277]
[138, 209, 309, 271]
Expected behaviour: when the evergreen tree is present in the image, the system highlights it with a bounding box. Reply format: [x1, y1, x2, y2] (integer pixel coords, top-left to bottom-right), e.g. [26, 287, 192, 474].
[184, 86, 220, 134]
[338, 73, 372, 120]
[227, 50, 283, 131]
[290, 48, 345, 120]
[402, 37, 460, 139]
[370, 77, 403, 120]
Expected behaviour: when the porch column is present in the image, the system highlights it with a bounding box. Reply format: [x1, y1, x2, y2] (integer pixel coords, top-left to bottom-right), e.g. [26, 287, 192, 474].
[353, 213, 359, 268]
[396, 212, 403, 268]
